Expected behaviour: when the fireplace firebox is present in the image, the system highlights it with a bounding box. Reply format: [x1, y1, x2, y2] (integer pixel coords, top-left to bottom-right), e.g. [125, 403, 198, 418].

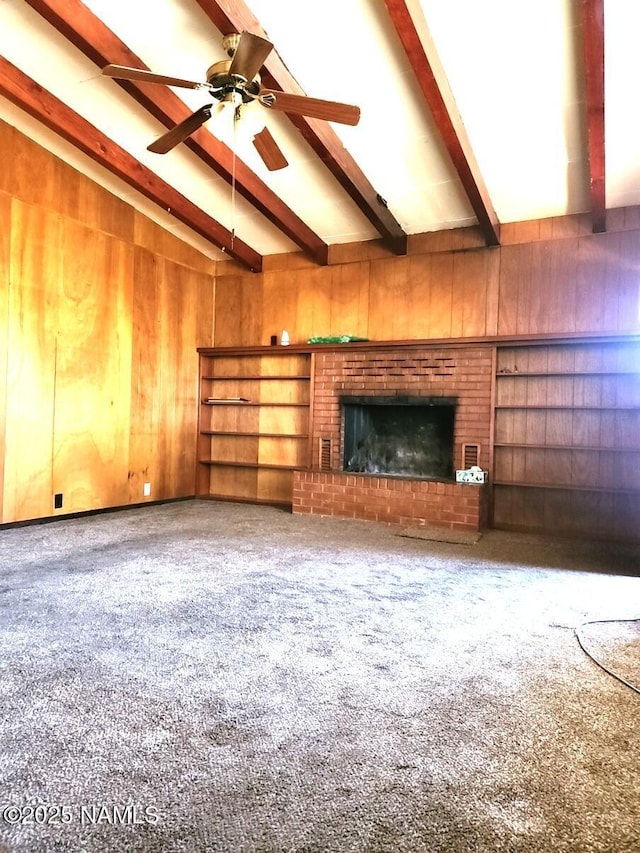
[342, 396, 456, 480]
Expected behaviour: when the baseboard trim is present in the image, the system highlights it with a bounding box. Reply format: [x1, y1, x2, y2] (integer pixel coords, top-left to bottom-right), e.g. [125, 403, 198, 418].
[0, 496, 196, 530]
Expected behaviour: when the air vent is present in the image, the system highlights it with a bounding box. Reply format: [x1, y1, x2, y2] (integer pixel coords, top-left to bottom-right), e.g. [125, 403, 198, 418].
[342, 355, 456, 378]
[319, 438, 332, 471]
[462, 443, 480, 469]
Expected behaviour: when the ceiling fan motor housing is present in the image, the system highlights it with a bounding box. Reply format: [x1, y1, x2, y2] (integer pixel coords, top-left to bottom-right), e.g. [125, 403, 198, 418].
[206, 60, 260, 104]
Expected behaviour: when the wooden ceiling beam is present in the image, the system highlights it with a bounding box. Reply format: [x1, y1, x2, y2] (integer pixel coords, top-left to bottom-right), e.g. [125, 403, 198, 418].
[23, 0, 329, 265]
[193, 0, 408, 255]
[581, 0, 606, 233]
[0, 56, 262, 271]
[383, 0, 500, 247]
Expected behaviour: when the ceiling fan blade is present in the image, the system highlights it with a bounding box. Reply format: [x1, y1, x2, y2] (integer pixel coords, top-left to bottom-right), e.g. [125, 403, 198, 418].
[228, 32, 273, 82]
[102, 64, 204, 90]
[252, 127, 288, 171]
[259, 89, 360, 126]
[147, 105, 213, 154]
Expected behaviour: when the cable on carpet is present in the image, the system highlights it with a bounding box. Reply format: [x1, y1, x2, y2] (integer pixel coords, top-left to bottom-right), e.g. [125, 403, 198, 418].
[575, 618, 640, 696]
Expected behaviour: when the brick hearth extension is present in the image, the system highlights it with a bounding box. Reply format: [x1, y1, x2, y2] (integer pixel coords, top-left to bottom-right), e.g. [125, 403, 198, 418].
[292, 343, 493, 531]
[293, 471, 488, 530]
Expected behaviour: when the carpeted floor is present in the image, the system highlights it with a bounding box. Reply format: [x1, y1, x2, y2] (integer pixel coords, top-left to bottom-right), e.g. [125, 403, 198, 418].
[0, 499, 638, 853]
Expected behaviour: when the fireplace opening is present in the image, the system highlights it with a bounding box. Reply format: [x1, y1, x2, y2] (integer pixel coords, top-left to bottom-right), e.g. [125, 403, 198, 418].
[342, 396, 456, 479]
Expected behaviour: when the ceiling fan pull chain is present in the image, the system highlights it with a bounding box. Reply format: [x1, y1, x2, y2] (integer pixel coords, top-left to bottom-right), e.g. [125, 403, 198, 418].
[230, 104, 240, 251]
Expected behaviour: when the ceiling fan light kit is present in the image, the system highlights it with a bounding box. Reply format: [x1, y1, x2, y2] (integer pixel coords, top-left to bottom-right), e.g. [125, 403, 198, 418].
[101, 31, 361, 171]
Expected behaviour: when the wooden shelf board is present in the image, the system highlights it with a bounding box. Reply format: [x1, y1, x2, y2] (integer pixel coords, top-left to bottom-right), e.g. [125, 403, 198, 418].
[198, 332, 640, 358]
[202, 374, 310, 381]
[199, 460, 305, 471]
[493, 481, 640, 495]
[494, 405, 640, 411]
[496, 371, 640, 377]
[492, 521, 640, 544]
[202, 401, 309, 407]
[197, 494, 292, 509]
[201, 431, 309, 438]
[494, 443, 640, 452]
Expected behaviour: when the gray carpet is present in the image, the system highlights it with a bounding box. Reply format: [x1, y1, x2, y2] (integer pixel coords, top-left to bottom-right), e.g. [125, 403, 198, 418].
[0, 499, 639, 853]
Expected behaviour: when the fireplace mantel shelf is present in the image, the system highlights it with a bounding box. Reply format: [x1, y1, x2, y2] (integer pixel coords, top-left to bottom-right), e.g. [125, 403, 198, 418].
[198, 331, 640, 358]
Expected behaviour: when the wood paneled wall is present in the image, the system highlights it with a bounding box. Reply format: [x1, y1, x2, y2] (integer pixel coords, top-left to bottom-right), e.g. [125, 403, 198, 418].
[214, 250, 502, 346]
[3, 114, 640, 536]
[0, 120, 215, 523]
[214, 222, 640, 347]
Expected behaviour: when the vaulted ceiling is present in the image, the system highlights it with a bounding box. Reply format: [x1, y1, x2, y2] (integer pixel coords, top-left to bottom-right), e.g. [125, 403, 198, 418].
[0, 0, 622, 273]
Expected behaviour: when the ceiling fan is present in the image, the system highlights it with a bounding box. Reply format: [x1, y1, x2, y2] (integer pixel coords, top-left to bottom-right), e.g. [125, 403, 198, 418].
[102, 31, 361, 171]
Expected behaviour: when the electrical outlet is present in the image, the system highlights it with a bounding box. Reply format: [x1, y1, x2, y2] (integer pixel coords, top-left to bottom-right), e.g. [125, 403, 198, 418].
[143, 483, 151, 497]
[54, 493, 63, 509]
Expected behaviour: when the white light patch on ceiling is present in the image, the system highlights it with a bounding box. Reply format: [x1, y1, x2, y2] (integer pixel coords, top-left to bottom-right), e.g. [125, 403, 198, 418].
[603, 0, 640, 209]
[246, 0, 474, 233]
[416, 0, 588, 223]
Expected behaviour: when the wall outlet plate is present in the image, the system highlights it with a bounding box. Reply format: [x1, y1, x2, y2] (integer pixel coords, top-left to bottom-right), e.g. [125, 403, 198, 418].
[143, 483, 151, 497]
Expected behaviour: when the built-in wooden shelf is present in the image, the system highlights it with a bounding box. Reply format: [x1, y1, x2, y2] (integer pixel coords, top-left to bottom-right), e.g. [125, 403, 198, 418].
[493, 340, 640, 541]
[196, 349, 312, 506]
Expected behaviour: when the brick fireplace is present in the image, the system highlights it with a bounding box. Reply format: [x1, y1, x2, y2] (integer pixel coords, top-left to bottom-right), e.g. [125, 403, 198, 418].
[292, 344, 493, 531]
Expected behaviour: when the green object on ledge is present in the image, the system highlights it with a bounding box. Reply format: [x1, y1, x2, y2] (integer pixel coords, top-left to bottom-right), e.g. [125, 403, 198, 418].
[307, 335, 369, 344]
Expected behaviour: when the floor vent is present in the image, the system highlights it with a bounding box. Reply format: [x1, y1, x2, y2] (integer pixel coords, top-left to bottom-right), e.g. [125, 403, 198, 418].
[320, 438, 332, 470]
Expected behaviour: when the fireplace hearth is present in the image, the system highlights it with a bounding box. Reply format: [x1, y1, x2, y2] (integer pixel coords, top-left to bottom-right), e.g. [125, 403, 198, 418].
[342, 396, 455, 479]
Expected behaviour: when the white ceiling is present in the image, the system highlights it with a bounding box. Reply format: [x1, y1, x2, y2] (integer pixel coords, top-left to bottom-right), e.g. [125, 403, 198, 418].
[0, 0, 632, 265]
